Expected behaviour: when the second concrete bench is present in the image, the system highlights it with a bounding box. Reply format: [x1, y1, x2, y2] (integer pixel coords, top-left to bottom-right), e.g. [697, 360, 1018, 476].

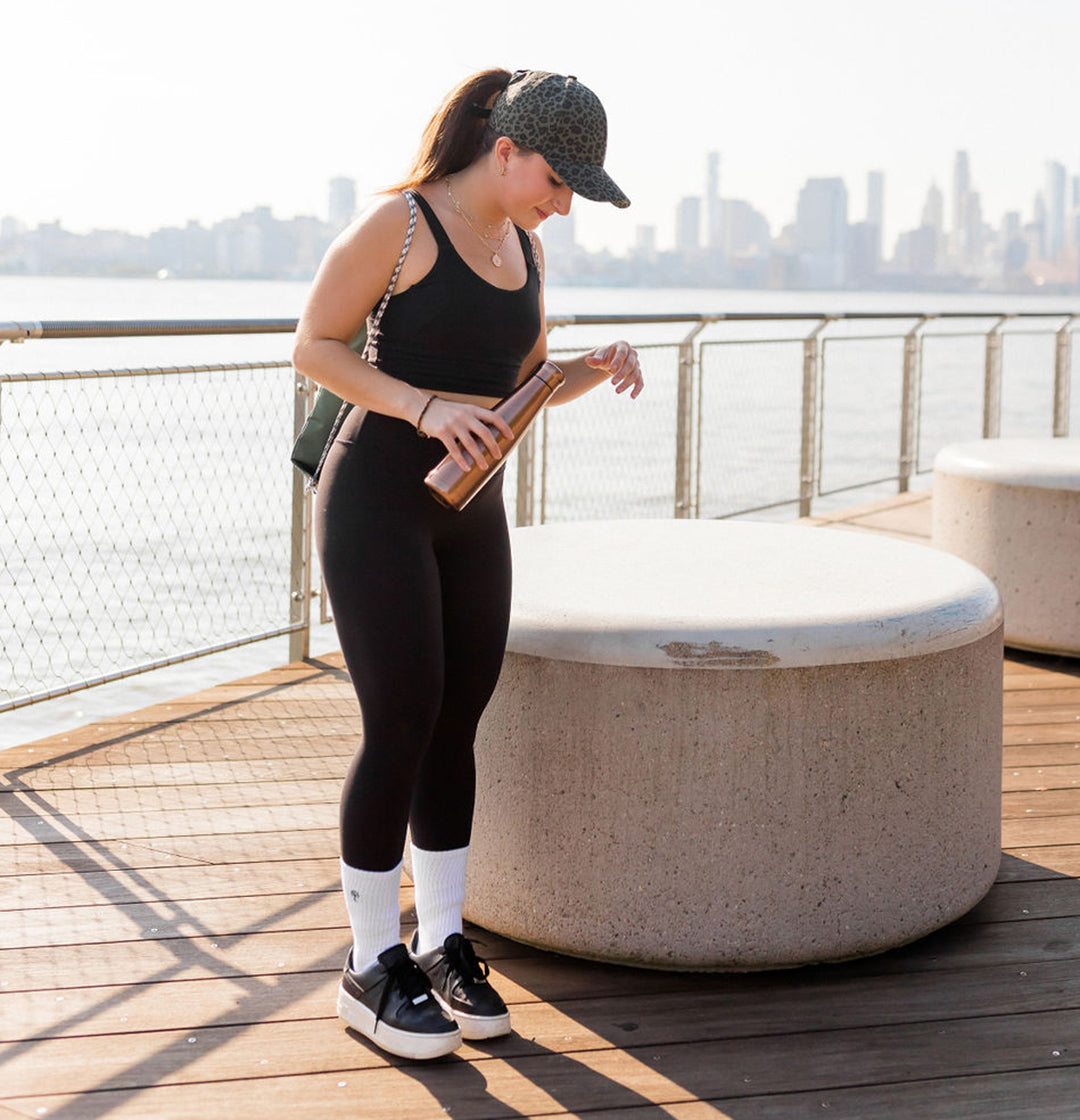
[933, 437, 1080, 657]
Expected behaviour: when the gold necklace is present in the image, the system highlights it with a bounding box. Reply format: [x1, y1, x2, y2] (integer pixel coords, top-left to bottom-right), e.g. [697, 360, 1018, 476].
[446, 178, 512, 267]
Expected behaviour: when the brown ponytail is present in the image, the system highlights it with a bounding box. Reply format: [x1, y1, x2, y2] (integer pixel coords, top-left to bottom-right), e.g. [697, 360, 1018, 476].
[387, 69, 512, 192]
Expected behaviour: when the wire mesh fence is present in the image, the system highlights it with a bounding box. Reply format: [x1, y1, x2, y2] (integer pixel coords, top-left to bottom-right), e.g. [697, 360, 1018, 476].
[0, 361, 296, 711]
[697, 339, 806, 518]
[539, 343, 680, 521]
[1, 312, 1074, 712]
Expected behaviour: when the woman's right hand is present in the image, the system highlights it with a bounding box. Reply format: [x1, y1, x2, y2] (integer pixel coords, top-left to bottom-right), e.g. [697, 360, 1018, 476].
[418, 397, 515, 471]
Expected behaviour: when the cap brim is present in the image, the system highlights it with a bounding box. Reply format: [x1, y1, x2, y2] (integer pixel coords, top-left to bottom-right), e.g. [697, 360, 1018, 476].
[550, 158, 630, 208]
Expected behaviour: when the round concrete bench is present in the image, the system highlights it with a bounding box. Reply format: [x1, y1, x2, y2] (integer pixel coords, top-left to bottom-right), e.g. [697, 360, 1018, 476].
[465, 520, 1003, 971]
[932, 438, 1080, 657]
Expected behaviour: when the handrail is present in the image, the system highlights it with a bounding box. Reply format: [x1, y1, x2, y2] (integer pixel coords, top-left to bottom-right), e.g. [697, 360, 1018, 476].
[1, 309, 1076, 715]
[0, 319, 297, 341]
[3, 309, 1080, 344]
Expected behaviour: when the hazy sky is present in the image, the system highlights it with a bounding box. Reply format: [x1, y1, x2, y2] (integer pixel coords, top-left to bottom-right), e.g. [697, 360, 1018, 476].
[6, 0, 1078, 255]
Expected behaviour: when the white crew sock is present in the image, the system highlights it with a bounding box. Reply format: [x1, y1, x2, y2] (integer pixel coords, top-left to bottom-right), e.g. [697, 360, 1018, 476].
[410, 843, 468, 956]
[340, 858, 403, 972]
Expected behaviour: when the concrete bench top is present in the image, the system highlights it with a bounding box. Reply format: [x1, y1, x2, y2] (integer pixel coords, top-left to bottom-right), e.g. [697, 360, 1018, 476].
[507, 520, 1001, 670]
[934, 438, 1080, 490]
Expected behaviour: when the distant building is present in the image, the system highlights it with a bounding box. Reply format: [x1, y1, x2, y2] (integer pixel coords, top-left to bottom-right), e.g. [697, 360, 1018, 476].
[705, 152, 722, 250]
[718, 199, 769, 259]
[634, 225, 657, 257]
[952, 151, 971, 258]
[965, 190, 985, 263]
[676, 197, 701, 252]
[542, 211, 577, 258]
[1044, 161, 1067, 258]
[894, 225, 940, 277]
[847, 222, 880, 286]
[866, 170, 884, 267]
[921, 181, 944, 234]
[794, 177, 848, 286]
[328, 177, 357, 231]
[1072, 175, 1080, 249]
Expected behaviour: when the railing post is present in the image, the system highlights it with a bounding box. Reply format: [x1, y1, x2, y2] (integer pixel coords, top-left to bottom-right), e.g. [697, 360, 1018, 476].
[899, 317, 930, 492]
[982, 316, 1008, 439]
[800, 319, 830, 518]
[676, 321, 707, 518]
[1054, 316, 1076, 437]
[515, 428, 536, 527]
[517, 322, 563, 527]
[288, 373, 313, 662]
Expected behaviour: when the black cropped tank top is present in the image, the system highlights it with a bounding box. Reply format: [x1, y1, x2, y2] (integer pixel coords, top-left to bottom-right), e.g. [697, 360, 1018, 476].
[367, 192, 542, 398]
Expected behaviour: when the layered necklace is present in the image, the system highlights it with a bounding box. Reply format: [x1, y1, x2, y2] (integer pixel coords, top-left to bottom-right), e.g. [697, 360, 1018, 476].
[446, 177, 512, 267]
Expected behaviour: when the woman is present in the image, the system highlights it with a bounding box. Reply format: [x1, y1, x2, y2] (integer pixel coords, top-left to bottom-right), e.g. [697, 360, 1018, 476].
[292, 68, 642, 1060]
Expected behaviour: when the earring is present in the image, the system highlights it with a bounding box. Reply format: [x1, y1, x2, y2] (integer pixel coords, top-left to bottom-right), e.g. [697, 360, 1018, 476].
[498, 164, 506, 176]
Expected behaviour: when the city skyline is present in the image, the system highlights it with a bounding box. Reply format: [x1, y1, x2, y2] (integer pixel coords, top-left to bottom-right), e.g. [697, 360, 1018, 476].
[3, 144, 1072, 259]
[6, 0, 1080, 260]
[6, 144, 1077, 293]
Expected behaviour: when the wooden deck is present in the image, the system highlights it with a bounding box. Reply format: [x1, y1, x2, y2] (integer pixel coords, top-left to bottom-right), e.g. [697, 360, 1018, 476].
[4, 491, 1080, 1119]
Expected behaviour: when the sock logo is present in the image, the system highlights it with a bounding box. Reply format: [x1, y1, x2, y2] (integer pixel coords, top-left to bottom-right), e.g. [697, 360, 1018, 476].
[350, 890, 360, 901]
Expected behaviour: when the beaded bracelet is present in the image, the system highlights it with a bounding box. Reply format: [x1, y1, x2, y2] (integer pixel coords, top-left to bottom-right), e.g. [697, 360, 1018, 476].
[415, 393, 436, 436]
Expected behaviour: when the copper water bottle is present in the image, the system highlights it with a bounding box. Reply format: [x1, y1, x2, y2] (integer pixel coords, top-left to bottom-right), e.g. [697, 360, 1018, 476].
[424, 360, 565, 511]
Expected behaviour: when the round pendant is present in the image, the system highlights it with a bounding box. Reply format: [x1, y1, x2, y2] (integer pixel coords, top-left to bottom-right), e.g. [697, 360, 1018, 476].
[491, 253, 502, 267]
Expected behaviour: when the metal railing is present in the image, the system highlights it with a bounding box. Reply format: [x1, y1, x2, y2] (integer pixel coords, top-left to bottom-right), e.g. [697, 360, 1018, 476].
[1, 311, 1075, 712]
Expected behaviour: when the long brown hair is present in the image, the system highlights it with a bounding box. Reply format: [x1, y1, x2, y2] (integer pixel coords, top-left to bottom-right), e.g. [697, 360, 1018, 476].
[388, 69, 512, 192]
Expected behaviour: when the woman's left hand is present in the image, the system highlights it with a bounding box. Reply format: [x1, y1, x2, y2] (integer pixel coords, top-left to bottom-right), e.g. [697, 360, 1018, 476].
[584, 341, 644, 398]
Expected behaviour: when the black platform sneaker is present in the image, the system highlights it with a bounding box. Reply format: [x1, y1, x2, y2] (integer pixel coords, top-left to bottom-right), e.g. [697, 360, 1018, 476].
[337, 943, 462, 1060]
[410, 932, 511, 1040]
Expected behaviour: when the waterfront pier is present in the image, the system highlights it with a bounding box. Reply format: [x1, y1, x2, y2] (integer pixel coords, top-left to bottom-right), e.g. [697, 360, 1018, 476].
[4, 491, 1080, 1118]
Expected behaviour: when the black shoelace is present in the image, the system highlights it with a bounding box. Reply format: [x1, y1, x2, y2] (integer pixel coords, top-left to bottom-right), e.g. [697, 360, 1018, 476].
[376, 955, 433, 1029]
[445, 935, 491, 984]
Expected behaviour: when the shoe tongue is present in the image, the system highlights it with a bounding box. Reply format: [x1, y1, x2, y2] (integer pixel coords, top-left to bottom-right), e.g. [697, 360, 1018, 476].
[377, 942, 410, 969]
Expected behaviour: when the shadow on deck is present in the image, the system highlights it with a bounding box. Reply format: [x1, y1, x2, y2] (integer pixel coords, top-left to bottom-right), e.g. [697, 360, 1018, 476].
[2, 489, 1080, 1119]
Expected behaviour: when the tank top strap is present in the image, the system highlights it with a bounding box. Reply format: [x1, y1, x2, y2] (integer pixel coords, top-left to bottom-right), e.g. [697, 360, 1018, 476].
[514, 225, 539, 280]
[411, 191, 455, 251]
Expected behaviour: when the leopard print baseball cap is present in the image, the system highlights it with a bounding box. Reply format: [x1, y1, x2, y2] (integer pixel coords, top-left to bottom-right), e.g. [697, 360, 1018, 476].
[489, 71, 630, 208]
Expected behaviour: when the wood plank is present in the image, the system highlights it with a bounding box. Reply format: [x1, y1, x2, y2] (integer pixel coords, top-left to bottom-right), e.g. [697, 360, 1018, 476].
[0, 858, 341, 910]
[0, 777, 340, 817]
[5, 889, 352, 950]
[10, 952, 1080, 1049]
[11, 1002, 1080, 1098]
[1001, 764, 1080, 792]
[0, 726, 358, 770]
[7, 1010, 1080, 1120]
[1003, 814, 1080, 847]
[1003, 743, 1080, 767]
[0, 754, 351, 792]
[1003, 725, 1080, 746]
[1, 927, 353, 993]
[0, 829, 338, 875]
[959, 879, 1080, 924]
[704, 1068, 1080, 1120]
[5, 907, 1080, 998]
[1004, 703, 1080, 724]
[1003, 687, 1080, 708]
[1000, 846, 1080, 880]
[1003, 669, 1080, 691]
[1001, 788, 1080, 818]
[16, 873, 1070, 953]
[0, 802, 337, 846]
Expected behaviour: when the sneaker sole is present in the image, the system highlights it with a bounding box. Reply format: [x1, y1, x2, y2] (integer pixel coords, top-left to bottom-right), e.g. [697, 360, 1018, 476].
[432, 993, 512, 1040]
[455, 1009, 512, 1040]
[337, 986, 462, 1060]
